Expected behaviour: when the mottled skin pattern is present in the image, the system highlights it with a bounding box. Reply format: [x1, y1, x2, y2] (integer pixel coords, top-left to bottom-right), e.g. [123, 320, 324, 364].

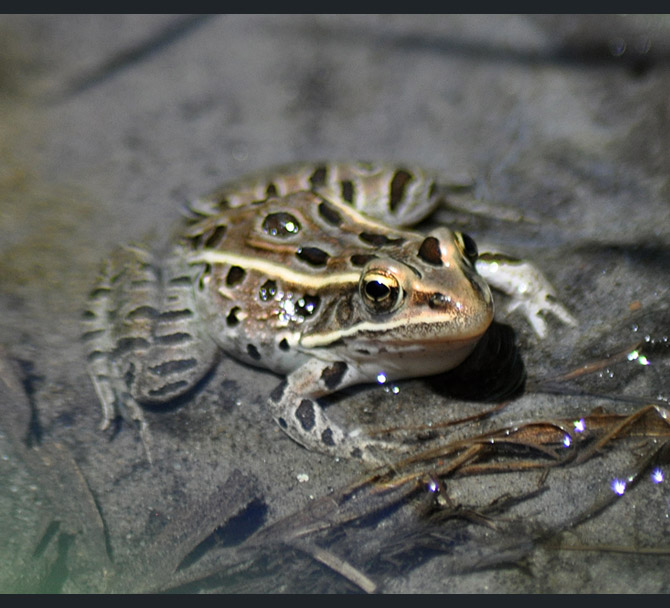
[83, 162, 576, 463]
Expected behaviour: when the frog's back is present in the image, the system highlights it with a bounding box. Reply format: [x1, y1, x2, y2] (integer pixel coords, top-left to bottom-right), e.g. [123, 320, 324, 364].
[180, 189, 441, 373]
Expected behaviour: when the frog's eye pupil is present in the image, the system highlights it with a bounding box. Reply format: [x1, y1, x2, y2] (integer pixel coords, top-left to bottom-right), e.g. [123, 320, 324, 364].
[360, 271, 402, 313]
[365, 280, 390, 301]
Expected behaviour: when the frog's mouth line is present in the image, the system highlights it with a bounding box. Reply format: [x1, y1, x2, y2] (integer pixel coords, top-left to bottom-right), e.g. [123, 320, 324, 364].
[368, 333, 490, 358]
[305, 327, 490, 357]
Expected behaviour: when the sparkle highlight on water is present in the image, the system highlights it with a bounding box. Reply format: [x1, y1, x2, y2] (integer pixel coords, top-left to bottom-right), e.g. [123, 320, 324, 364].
[651, 468, 665, 484]
[611, 478, 627, 496]
[627, 349, 650, 366]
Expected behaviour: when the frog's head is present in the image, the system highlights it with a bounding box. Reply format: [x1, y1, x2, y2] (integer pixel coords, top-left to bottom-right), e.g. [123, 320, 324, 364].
[303, 227, 494, 380]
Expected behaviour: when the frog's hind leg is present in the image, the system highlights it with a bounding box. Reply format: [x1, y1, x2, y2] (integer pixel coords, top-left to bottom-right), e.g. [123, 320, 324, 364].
[313, 162, 443, 228]
[82, 246, 219, 459]
[190, 162, 444, 228]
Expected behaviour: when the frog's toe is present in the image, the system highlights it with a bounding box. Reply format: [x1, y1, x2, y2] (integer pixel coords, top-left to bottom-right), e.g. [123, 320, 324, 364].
[545, 297, 578, 327]
[346, 430, 413, 464]
[523, 300, 577, 338]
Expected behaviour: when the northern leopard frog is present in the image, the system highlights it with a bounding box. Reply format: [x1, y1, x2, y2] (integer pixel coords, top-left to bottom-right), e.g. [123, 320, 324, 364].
[83, 162, 576, 463]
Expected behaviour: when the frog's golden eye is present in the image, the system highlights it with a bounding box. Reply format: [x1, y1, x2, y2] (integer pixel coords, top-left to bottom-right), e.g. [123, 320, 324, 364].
[455, 232, 479, 264]
[360, 271, 403, 313]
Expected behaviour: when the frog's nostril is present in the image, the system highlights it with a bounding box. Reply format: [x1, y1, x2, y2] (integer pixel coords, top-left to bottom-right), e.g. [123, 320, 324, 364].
[428, 293, 452, 309]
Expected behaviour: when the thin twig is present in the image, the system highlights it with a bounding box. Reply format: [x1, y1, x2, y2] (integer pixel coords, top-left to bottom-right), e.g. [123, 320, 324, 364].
[291, 540, 377, 594]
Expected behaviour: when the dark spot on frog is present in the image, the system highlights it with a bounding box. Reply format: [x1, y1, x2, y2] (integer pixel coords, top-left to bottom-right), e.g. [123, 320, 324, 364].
[204, 225, 227, 248]
[317, 200, 343, 226]
[270, 379, 288, 402]
[296, 246, 329, 267]
[259, 279, 277, 301]
[350, 447, 363, 459]
[82, 328, 105, 341]
[158, 309, 194, 321]
[418, 236, 443, 266]
[226, 265, 246, 286]
[262, 212, 301, 237]
[428, 181, 438, 200]
[127, 305, 159, 319]
[296, 294, 320, 317]
[295, 399, 316, 431]
[321, 428, 335, 446]
[277, 417, 287, 429]
[148, 358, 198, 377]
[341, 180, 354, 203]
[113, 336, 150, 354]
[247, 344, 261, 361]
[359, 232, 405, 247]
[266, 182, 278, 197]
[320, 361, 348, 390]
[226, 306, 241, 327]
[389, 169, 413, 211]
[309, 165, 327, 188]
[187, 233, 203, 249]
[460, 232, 479, 263]
[169, 275, 193, 286]
[278, 338, 290, 351]
[154, 332, 193, 345]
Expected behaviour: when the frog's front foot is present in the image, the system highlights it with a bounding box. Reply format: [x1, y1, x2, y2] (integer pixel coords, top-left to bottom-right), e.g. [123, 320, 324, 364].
[506, 287, 577, 339]
[476, 254, 577, 339]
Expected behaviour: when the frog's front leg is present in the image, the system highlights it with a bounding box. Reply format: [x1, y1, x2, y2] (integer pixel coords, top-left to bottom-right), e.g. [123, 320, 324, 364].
[268, 358, 400, 464]
[475, 251, 577, 338]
